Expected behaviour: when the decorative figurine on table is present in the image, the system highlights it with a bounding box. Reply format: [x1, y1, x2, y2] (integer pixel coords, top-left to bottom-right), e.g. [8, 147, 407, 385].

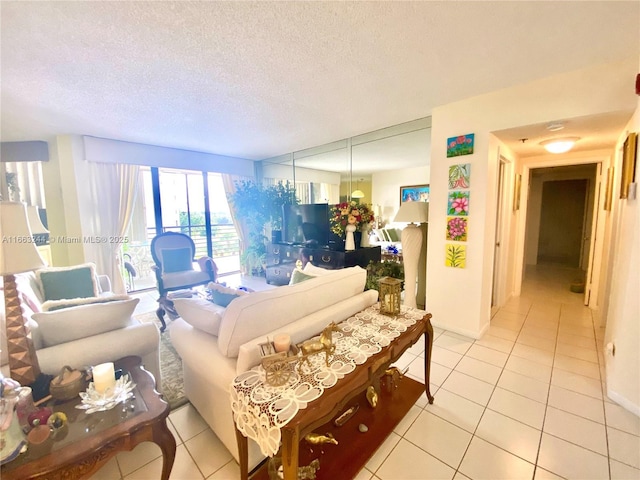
[297, 322, 340, 371]
[304, 432, 338, 445]
[0, 377, 27, 465]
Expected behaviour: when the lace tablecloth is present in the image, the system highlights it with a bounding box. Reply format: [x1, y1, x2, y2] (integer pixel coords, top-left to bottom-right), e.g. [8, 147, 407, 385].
[230, 304, 424, 456]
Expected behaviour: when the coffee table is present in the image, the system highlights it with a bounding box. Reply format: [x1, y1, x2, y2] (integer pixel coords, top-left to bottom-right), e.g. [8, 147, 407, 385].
[1, 356, 176, 480]
[235, 309, 434, 480]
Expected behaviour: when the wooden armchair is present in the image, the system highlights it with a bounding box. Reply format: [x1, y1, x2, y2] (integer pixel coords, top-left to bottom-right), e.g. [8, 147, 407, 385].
[150, 232, 217, 331]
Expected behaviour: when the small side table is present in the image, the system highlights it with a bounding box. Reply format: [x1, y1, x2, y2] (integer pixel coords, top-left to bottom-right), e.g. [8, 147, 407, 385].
[1, 356, 176, 480]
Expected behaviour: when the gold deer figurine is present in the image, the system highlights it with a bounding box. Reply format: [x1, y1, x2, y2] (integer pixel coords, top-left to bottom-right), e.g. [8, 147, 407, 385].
[304, 432, 338, 445]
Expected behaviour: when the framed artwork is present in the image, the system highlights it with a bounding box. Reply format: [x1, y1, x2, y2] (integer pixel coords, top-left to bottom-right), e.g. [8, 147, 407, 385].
[446, 216, 468, 241]
[513, 174, 522, 211]
[448, 163, 471, 189]
[445, 244, 466, 268]
[604, 167, 614, 211]
[620, 132, 637, 199]
[400, 184, 430, 204]
[447, 191, 470, 216]
[447, 134, 475, 158]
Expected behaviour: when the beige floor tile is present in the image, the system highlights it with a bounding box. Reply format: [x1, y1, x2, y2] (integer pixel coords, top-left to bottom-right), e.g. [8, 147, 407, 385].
[454, 356, 502, 385]
[453, 472, 472, 480]
[497, 369, 549, 404]
[504, 355, 552, 383]
[124, 444, 203, 480]
[607, 427, 640, 469]
[558, 323, 595, 339]
[169, 403, 209, 442]
[404, 410, 472, 468]
[474, 333, 514, 354]
[475, 409, 541, 463]
[558, 333, 596, 353]
[501, 297, 533, 315]
[353, 467, 375, 480]
[431, 345, 463, 369]
[392, 350, 415, 372]
[365, 431, 401, 472]
[533, 467, 564, 479]
[424, 388, 485, 434]
[184, 428, 233, 478]
[516, 333, 556, 353]
[434, 332, 474, 355]
[605, 401, 640, 436]
[117, 441, 162, 476]
[609, 459, 640, 480]
[511, 343, 554, 367]
[207, 460, 240, 479]
[487, 387, 546, 429]
[537, 433, 609, 480]
[543, 407, 607, 455]
[393, 404, 421, 436]
[553, 354, 601, 380]
[90, 456, 122, 479]
[529, 303, 561, 317]
[520, 324, 558, 341]
[524, 312, 559, 326]
[425, 360, 452, 386]
[547, 385, 605, 424]
[458, 436, 535, 480]
[376, 438, 456, 480]
[487, 324, 519, 342]
[551, 368, 603, 399]
[465, 344, 509, 368]
[406, 355, 427, 383]
[441, 370, 495, 406]
[555, 342, 599, 363]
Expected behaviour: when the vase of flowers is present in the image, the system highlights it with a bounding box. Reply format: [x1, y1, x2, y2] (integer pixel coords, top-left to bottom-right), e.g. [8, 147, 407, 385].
[330, 201, 375, 249]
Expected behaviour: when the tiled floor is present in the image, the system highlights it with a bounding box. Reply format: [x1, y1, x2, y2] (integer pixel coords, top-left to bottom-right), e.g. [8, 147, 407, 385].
[96, 266, 640, 479]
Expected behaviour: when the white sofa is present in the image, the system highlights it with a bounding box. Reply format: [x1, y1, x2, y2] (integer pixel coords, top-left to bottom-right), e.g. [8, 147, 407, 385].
[0, 270, 161, 391]
[170, 265, 378, 470]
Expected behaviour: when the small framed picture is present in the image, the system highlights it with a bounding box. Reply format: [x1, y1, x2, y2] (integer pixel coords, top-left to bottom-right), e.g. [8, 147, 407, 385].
[620, 132, 637, 199]
[400, 184, 430, 204]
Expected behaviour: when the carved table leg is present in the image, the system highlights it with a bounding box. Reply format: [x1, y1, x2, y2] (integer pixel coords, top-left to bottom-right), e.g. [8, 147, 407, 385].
[153, 420, 177, 480]
[281, 427, 300, 480]
[235, 425, 249, 480]
[156, 305, 167, 332]
[423, 313, 435, 404]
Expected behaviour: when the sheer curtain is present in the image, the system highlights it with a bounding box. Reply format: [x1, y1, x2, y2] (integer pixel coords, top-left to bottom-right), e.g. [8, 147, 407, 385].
[222, 174, 252, 268]
[88, 162, 140, 294]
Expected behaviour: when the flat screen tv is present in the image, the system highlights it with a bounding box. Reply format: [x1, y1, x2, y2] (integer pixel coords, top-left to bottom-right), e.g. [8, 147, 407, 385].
[282, 203, 332, 247]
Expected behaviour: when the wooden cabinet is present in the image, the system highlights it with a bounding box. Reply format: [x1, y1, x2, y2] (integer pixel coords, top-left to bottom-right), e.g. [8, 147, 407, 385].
[265, 244, 381, 285]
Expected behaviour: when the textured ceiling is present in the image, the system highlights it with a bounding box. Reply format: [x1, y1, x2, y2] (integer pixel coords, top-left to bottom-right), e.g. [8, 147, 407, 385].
[1, 1, 639, 162]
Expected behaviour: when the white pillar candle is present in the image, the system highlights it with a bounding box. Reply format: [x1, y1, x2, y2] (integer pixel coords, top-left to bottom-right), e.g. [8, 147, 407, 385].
[93, 362, 116, 394]
[273, 333, 291, 353]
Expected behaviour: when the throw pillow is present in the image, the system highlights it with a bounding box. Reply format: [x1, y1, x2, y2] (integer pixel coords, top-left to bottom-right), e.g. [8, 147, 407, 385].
[173, 297, 225, 336]
[207, 283, 249, 307]
[32, 297, 139, 348]
[289, 269, 317, 285]
[302, 263, 333, 276]
[36, 263, 99, 301]
[161, 247, 194, 273]
[41, 294, 131, 312]
[386, 228, 400, 242]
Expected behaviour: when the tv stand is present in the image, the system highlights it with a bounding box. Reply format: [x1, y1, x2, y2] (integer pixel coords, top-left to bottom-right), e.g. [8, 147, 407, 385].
[265, 243, 381, 285]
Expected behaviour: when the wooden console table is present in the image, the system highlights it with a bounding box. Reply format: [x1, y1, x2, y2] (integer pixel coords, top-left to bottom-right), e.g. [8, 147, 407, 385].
[234, 309, 433, 480]
[1, 356, 176, 480]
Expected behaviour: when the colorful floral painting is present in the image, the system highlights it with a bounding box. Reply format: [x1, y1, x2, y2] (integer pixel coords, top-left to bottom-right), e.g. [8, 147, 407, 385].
[447, 191, 470, 216]
[445, 244, 466, 268]
[448, 163, 471, 189]
[446, 216, 468, 241]
[447, 134, 474, 158]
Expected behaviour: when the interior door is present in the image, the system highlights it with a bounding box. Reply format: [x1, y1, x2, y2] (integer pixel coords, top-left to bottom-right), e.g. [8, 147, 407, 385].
[491, 157, 508, 312]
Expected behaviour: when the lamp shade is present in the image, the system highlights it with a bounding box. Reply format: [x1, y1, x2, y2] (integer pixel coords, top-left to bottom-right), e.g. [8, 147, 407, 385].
[0, 202, 46, 275]
[26, 206, 48, 234]
[351, 189, 365, 199]
[394, 201, 429, 224]
[540, 137, 580, 154]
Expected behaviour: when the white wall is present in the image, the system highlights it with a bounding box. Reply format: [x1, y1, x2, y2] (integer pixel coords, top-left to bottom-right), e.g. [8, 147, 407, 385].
[427, 58, 636, 338]
[604, 104, 640, 416]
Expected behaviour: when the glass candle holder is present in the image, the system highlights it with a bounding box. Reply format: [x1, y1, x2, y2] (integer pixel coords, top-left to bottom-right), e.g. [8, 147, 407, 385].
[379, 276, 401, 315]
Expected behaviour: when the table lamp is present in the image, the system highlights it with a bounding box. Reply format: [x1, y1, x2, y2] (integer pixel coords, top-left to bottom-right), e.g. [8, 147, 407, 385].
[394, 201, 429, 309]
[0, 202, 47, 387]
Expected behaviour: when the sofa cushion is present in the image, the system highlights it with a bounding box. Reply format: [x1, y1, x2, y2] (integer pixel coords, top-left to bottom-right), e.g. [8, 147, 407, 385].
[161, 247, 193, 273]
[208, 283, 249, 307]
[41, 294, 130, 312]
[173, 297, 225, 336]
[36, 263, 99, 301]
[32, 297, 139, 347]
[217, 266, 366, 358]
[288, 269, 316, 285]
[302, 263, 333, 276]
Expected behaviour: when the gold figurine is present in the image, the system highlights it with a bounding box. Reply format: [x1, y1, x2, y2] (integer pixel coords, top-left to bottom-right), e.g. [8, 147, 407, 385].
[304, 432, 338, 445]
[366, 385, 378, 408]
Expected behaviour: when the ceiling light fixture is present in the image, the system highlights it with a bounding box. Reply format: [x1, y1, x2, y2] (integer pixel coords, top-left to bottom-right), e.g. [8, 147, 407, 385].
[546, 122, 565, 132]
[540, 137, 580, 154]
[352, 178, 365, 199]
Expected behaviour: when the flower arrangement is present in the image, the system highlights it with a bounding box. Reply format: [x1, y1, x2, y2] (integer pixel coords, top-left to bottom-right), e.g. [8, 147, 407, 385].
[330, 201, 375, 236]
